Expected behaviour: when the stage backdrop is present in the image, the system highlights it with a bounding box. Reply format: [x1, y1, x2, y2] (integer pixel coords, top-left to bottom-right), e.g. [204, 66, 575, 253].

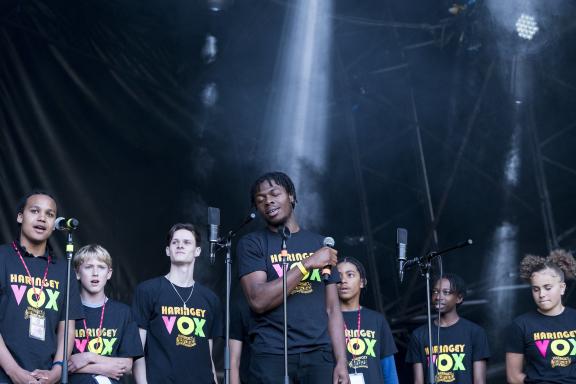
[1, 0, 576, 382]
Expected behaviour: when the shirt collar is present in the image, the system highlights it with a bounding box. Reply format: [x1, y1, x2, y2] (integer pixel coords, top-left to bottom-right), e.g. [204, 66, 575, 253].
[14, 240, 56, 263]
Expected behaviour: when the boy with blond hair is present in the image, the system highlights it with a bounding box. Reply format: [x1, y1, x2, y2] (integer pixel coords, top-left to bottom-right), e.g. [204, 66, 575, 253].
[69, 244, 142, 384]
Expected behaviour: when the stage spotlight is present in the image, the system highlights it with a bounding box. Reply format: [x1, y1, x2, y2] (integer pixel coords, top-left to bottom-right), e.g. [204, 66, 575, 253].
[206, 0, 233, 12]
[202, 35, 217, 64]
[515, 14, 539, 40]
[201, 82, 218, 108]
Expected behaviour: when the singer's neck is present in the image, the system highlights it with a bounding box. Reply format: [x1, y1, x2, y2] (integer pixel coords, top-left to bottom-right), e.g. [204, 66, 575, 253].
[269, 216, 299, 234]
[19, 234, 46, 257]
[80, 290, 107, 306]
[435, 311, 460, 327]
[340, 298, 361, 312]
[167, 265, 195, 287]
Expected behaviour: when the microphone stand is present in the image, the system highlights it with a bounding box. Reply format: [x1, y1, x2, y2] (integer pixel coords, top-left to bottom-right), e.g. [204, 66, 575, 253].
[403, 239, 473, 384]
[212, 212, 255, 384]
[61, 231, 75, 384]
[279, 229, 290, 384]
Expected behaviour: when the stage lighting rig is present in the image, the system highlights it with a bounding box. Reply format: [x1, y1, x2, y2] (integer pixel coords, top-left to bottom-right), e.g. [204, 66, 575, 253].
[515, 14, 539, 40]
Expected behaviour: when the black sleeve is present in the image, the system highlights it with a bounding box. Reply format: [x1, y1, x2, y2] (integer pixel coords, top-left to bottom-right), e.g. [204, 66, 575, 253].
[209, 292, 224, 339]
[131, 280, 156, 330]
[471, 325, 491, 361]
[237, 234, 266, 278]
[117, 305, 144, 358]
[379, 316, 398, 357]
[505, 321, 525, 354]
[0, 252, 7, 323]
[63, 273, 84, 321]
[230, 300, 248, 342]
[405, 330, 424, 364]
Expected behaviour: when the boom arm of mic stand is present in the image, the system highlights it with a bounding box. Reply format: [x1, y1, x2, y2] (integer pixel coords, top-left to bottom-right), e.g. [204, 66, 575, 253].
[402, 239, 473, 273]
[214, 213, 257, 252]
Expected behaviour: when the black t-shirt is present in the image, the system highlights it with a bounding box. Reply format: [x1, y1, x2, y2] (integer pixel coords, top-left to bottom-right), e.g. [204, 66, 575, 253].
[229, 296, 252, 384]
[506, 307, 576, 383]
[0, 242, 84, 382]
[405, 317, 490, 384]
[132, 277, 223, 384]
[342, 307, 397, 383]
[237, 228, 339, 355]
[70, 299, 143, 384]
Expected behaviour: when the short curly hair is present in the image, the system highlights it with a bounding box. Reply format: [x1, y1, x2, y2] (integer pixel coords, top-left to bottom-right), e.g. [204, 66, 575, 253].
[519, 249, 576, 282]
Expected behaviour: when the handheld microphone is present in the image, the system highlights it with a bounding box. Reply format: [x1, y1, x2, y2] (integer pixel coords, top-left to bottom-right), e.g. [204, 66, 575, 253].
[397, 228, 407, 283]
[54, 217, 79, 231]
[208, 207, 220, 265]
[322, 237, 335, 282]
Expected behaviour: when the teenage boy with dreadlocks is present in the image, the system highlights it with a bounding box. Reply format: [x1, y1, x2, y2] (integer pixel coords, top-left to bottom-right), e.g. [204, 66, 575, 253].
[405, 273, 490, 384]
[237, 171, 349, 384]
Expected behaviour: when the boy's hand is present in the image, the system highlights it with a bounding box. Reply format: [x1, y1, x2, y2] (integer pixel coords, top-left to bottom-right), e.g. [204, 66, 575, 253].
[69, 352, 94, 372]
[6, 365, 35, 384]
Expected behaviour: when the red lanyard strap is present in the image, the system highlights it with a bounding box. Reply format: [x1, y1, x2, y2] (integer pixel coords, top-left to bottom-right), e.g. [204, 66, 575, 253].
[83, 300, 107, 344]
[344, 306, 362, 358]
[12, 241, 50, 301]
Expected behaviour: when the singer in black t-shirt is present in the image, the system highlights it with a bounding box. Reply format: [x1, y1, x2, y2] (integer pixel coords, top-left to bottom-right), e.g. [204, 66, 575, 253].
[0, 191, 84, 384]
[405, 274, 490, 384]
[132, 223, 222, 384]
[237, 172, 349, 384]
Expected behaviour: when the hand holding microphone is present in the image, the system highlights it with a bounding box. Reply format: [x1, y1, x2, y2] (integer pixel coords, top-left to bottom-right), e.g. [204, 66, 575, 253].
[301, 237, 337, 280]
[321, 237, 336, 282]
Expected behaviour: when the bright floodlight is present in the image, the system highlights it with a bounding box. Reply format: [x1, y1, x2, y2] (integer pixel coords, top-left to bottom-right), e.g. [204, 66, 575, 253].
[515, 14, 539, 40]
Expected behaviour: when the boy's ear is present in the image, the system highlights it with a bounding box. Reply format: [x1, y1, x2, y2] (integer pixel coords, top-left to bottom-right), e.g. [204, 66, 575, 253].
[456, 294, 464, 305]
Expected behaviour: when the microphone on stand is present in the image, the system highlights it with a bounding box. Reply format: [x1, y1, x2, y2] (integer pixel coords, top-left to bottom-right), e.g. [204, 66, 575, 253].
[208, 207, 220, 264]
[54, 217, 79, 231]
[321, 237, 335, 282]
[397, 228, 407, 283]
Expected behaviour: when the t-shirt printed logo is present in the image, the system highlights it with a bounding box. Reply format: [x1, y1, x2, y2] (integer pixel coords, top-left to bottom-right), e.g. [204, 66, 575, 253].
[74, 328, 118, 355]
[424, 344, 467, 383]
[10, 274, 61, 312]
[533, 331, 576, 368]
[346, 328, 378, 362]
[269, 252, 320, 295]
[161, 306, 208, 348]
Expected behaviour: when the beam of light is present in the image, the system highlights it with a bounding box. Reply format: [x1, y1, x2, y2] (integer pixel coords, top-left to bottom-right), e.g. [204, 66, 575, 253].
[486, 222, 518, 327]
[504, 125, 521, 187]
[262, 0, 333, 228]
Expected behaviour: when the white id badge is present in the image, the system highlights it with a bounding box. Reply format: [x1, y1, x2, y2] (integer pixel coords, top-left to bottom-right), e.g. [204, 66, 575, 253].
[93, 375, 112, 384]
[350, 372, 365, 384]
[29, 315, 45, 341]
